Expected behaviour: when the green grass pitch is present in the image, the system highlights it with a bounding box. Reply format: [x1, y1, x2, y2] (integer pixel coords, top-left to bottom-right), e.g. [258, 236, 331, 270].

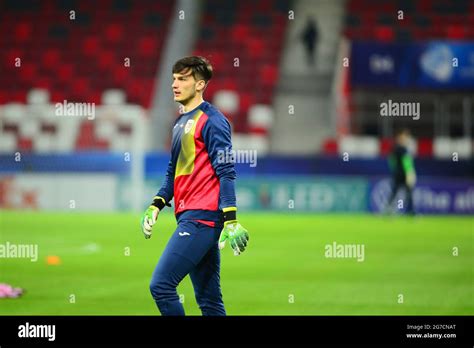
[0, 211, 472, 315]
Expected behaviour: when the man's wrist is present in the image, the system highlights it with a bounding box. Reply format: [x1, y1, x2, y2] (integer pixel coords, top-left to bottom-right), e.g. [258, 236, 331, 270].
[223, 206, 237, 222]
[151, 196, 167, 210]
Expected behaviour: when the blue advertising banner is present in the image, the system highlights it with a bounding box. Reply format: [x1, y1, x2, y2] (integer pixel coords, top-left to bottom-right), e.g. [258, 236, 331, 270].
[1, 154, 472, 178]
[235, 176, 368, 212]
[369, 177, 474, 215]
[135, 176, 369, 212]
[351, 41, 474, 89]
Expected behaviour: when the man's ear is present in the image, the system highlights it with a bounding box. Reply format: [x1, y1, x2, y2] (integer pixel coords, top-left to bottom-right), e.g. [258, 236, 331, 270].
[196, 80, 206, 92]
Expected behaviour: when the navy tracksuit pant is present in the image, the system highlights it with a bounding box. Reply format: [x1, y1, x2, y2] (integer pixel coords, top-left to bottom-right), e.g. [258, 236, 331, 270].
[149, 220, 226, 316]
[388, 178, 415, 214]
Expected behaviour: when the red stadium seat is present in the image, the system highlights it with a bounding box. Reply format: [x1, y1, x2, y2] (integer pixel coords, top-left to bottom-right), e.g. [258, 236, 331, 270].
[41, 49, 61, 71]
[5, 49, 23, 68]
[239, 92, 255, 115]
[75, 122, 95, 150]
[446, 25, 466, 39]
[34, 77, 53, 90]
[17, 137, 33, 151]
[207, 51, 224, 71]
[104, 24, 124, 43]
[50, 90, 65, 103]
[112, 66, 131, 85]
[137, 37, 158, 57]
[417, 138, 433, 157]
[246, 38, 265, 59]
[97, 51, 116, 71]
[82, 36, 100, 54]
[231, 25, 249, 42]
[323, 138, 339, 155]
[259, 64, 278, 87]
[71, 77, 90, 98]
[18, 65, 36, 82]
[374, 26, 394, 42]
[0, 91, 10, 104]
[380, 138, 394, 156]
[14, 22, 32, 41]
[57, 64, 74, 83]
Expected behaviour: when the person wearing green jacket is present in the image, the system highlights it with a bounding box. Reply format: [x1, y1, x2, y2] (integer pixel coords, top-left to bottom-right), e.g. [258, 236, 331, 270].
[386, 129, 416, 215]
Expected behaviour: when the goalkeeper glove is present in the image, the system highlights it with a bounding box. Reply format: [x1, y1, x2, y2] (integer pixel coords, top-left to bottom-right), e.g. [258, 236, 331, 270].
[141, 196, 170, 239]
[218, 208, 249, 256]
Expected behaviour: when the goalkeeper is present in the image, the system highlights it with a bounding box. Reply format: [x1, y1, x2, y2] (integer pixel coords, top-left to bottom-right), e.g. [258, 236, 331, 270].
[386, 128, 416, 215]
[141, 56, 249, 316]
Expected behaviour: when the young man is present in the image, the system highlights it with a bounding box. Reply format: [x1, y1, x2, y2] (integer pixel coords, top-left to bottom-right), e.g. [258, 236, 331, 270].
[141, 56, 249, 316]
[386, 128, 417, 215]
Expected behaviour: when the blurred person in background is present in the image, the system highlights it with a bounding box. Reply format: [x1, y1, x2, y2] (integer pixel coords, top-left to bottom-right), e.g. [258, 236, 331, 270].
[386, 128, 417, 215]
[300, 17, 319, 67]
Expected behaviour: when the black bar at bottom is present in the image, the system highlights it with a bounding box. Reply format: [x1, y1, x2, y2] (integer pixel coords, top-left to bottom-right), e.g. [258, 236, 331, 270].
[0, 316, 472, 346]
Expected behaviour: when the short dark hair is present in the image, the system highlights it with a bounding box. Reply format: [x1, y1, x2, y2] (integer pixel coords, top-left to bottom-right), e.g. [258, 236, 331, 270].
[172, 56, 213, 83]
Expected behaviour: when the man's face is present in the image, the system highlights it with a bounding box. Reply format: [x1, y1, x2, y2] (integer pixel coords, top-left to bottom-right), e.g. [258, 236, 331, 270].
[172, 69, 203, 104]
[397, 132, 409, 145]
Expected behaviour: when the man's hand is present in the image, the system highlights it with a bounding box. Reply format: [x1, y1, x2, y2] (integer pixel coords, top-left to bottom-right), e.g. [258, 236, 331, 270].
[406, 172, 417, 188]
[141, 205, 159, 239]
[219, 221, 249, 256]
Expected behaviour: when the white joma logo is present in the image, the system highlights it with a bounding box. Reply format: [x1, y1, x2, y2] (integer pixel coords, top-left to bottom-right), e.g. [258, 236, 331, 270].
[18, 322, 56, 341]
[178, 232, 190, 237]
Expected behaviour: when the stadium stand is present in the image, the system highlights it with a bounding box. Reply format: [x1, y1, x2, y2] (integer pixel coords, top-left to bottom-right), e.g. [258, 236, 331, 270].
[0, 0, 290, 154]
[193, 0, 289, 134]
[344, 0, 474, 42]
[320, 0, 474, 159]
[0, 0, 173, 152]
